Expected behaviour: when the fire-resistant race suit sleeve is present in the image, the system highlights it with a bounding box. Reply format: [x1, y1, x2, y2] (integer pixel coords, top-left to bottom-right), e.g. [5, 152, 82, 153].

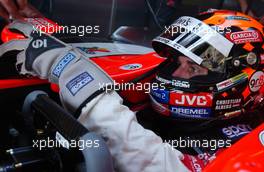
[0, 20, 200, 172]
[78, 91, 191, 172]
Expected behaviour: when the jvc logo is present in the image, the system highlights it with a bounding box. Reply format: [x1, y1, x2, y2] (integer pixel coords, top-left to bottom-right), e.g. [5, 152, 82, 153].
[32, 39, 47, 48]
[170, 93, 212, 107]
[175, 95, 207, 106]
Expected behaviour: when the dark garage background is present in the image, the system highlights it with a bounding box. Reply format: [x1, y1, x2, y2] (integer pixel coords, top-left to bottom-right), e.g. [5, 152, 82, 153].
[43, 0, 245, 38]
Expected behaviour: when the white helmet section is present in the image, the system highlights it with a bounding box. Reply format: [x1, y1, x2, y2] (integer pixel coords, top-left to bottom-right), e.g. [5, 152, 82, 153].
[153, 16, 234, 65]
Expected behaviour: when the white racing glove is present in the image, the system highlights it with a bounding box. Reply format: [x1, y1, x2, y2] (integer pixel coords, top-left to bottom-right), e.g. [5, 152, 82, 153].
[0, 20, 114, 115]
[0, 20, 197, 172]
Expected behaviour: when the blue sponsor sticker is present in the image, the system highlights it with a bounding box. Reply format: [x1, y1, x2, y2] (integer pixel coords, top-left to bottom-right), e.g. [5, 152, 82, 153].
[66, 72, 94, 96]
[150, 88, 169, 104]
[170, 106, 211, 118]
[221, 124, 252, 140]
[52, 53, 76, 77]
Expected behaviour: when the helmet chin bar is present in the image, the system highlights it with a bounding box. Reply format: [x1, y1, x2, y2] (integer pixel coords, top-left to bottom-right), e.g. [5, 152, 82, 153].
[149, 76, 262, 129]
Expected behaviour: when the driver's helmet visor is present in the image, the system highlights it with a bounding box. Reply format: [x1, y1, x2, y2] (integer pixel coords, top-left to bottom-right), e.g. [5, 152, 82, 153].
[153, 16, 234, 73]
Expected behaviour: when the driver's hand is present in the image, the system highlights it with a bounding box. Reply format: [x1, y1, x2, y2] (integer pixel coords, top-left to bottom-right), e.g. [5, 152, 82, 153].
[0, 0, 42, 21]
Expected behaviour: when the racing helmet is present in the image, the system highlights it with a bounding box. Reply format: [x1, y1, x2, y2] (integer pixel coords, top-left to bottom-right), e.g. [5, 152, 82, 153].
[150, 10, 264, 122]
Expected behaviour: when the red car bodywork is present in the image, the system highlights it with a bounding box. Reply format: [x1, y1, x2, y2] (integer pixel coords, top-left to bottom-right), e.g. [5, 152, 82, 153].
[0, 17, 164, 103]
[1, 17, 264, 172]
[204, 123, 264, 172]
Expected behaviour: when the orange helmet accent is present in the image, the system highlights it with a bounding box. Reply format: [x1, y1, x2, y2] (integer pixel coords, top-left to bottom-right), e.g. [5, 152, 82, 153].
[203, 11, 263, 32]
[200, 10, 264, 114]
[200, 10, 264, 52]
[197, 10, 264, 113]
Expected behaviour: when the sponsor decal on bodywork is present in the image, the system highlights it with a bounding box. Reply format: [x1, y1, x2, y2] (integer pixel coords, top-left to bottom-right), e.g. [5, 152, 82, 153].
[188, 155, 203, 172]
[120, 63, 142, 70]
[222, 124, 252, 140]
[198, 152, 217, 163]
